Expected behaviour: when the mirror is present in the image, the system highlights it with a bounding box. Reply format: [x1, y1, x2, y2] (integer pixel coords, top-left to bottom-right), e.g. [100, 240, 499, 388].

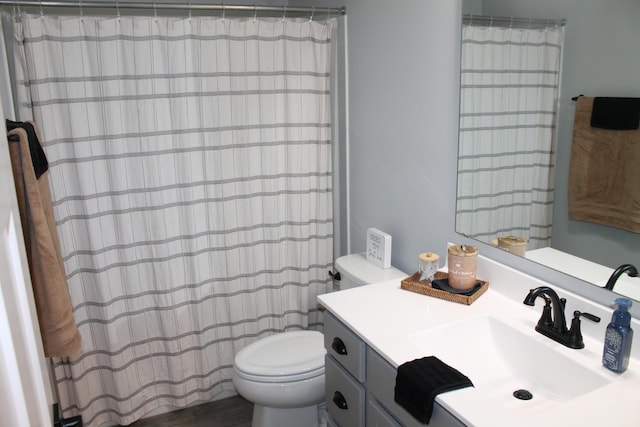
[457, 0, 640, 301]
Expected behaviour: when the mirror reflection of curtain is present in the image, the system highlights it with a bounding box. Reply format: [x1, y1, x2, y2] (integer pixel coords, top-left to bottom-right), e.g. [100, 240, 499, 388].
[457, 23, 564, 250]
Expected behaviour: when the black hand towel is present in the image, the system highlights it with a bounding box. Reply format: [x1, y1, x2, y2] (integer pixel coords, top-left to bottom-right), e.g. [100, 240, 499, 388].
[6, 119, 49, 179]
[394, 356, 473, 425]
[590, 97, 640, 130]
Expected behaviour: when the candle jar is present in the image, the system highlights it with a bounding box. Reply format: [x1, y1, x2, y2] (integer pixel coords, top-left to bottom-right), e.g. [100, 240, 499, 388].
[497, 235, 528, 257]
[447, 245, 478, 290]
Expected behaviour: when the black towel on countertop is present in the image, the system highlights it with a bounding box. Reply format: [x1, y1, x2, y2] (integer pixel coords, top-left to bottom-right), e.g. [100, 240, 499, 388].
[394, 356, 473, 425]
[6, 119, 49, 179]
[590, 97, 640, 130]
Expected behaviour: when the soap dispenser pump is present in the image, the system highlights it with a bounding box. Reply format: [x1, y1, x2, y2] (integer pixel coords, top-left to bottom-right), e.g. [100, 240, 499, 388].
[602, 298, 633, 373]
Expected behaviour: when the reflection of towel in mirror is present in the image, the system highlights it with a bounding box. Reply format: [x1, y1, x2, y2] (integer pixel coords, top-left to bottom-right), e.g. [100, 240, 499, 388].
[568, 96, 640, 233]
[590, 97, 640, 130]
[7, 123, 81, 357]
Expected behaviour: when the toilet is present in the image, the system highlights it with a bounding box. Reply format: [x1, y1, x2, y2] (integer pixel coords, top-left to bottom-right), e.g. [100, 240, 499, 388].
[232, 253, 406, 427]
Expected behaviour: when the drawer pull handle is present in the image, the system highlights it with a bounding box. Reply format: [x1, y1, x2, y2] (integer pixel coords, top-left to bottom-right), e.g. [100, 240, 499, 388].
[333, 391, 349, 410]
[332, 337, 348, 355]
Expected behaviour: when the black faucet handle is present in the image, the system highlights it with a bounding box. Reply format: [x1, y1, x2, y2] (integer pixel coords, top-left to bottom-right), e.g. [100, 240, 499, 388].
[567, 311, 601, 350]
[577, 311, 601, 323]
[536, 296, 554, 330]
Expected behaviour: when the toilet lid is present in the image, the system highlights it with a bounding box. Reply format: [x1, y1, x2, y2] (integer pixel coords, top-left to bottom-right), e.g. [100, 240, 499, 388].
[234, 331, 325, 381]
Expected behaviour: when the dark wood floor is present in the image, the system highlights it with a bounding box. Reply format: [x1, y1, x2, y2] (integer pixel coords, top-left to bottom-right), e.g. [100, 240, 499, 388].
[126, 395, 253, 427]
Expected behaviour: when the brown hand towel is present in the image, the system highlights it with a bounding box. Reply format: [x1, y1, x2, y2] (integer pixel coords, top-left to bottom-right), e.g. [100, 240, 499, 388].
[394, 356, 473, 425]
[7, 123, 81, 357]
[568, 97, 640, 233]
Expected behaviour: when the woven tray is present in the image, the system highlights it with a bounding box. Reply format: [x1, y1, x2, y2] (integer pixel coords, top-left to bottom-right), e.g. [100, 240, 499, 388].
[400, 271, 489, 305]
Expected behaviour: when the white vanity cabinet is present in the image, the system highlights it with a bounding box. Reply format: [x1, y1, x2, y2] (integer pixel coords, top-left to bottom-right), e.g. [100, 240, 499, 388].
[324, 312, 466, 427]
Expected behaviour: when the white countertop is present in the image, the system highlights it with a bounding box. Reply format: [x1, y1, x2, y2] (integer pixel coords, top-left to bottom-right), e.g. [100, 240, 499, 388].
[318, 256, 640, 427]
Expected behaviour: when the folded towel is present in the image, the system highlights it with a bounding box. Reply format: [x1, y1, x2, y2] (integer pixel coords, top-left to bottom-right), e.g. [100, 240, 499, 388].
[590, 97, 640, 130]
[395, 356, 473, 425]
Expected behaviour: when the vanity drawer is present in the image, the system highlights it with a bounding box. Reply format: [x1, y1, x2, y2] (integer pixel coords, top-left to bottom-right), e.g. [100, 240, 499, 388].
[366, 348, 466, 427]
[366, 395, 402, 427]
[324, 312, 366, 382]
[325, 355, 365, 427]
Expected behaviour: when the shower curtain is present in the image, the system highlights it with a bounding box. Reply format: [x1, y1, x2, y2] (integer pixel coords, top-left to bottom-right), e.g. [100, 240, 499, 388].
[457, 24, 564, 249]
[10, 13, 334, 427]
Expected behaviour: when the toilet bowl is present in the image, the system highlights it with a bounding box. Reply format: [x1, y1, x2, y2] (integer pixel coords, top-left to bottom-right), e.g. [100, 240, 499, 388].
[233, 330, 326, 427]
[232, 253, 406, 427]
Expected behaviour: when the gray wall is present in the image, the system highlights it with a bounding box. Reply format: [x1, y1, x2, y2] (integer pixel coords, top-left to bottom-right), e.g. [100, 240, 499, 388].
[300, 0, 462, 274]
[346, 0, 461, 274]
[479, 0, 640, 269]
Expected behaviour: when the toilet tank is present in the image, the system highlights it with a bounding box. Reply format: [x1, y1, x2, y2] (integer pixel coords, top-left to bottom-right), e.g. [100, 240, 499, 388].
[334, 253, 406, 290]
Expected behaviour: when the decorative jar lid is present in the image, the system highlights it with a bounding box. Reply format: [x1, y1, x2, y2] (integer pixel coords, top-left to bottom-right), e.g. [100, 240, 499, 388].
[448, 244, 478, 256]
[419, 252, 440, 263]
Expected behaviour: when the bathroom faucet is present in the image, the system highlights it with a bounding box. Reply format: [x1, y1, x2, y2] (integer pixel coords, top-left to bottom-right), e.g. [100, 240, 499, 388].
[523, 286, 567, 332]
[523, 286, 600, 349]
[604, 264, 638, 290]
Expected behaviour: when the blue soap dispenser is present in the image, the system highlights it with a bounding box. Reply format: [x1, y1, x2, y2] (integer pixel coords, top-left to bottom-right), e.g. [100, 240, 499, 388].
[602, 298, 633, 373]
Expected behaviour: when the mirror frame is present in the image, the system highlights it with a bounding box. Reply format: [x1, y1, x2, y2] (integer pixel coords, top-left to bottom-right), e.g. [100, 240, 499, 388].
[450, 11, 640, 318]
[450, 231, 640, 315]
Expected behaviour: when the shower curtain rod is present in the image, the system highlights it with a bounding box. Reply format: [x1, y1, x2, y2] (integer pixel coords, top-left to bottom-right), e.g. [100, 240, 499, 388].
[0, 0, 345, 17]
[463, 14, 565, 29]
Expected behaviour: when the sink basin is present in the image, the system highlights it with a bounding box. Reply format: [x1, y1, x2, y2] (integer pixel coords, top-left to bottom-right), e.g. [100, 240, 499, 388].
[409, 315, 609, 402]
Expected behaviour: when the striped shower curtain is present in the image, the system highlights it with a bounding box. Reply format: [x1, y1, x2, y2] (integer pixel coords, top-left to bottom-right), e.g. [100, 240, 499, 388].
[457, 24, 564, 249]
[11, 13, 334, 427]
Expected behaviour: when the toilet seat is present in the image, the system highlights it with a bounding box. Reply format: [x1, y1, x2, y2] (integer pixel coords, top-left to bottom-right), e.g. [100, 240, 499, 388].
[234, 364, 325, 383]
[234, 330, 325, 383]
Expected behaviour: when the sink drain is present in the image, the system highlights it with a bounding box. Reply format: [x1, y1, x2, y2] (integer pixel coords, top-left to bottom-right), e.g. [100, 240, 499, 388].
[513, 389, 533, 400]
